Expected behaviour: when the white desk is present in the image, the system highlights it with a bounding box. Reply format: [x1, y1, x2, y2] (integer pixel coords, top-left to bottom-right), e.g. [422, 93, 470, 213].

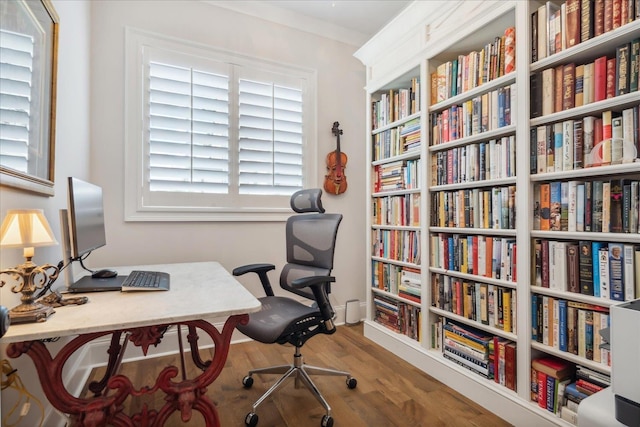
[1, 261, 261, 426]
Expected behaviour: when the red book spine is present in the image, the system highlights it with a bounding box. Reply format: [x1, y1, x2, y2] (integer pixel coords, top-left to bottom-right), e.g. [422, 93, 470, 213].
[594, 56, 608, 102]
[537, 371, 548, 408]
[606, 58, 616, 99]
[594, 0, 605, 36]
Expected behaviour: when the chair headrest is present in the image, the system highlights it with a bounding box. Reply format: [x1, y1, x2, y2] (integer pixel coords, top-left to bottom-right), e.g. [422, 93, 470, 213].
[290, 189, 325, 213]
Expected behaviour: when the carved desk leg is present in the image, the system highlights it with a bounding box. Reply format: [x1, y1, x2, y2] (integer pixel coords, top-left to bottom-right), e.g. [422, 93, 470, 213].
[6, 314, 249, 427]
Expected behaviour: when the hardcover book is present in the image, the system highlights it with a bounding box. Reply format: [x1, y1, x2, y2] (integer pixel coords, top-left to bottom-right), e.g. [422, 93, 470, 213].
[579, 241, 595, 295]
[616, 43, 631, 95]
[608, 242, 624, 300]
[565, 0, 581, 48]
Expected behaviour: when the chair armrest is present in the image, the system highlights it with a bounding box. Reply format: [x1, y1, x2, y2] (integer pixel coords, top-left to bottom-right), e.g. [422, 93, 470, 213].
[232, 263, 276, 297]
[232, 263, 275, 276]
[292, 275, 336, 322]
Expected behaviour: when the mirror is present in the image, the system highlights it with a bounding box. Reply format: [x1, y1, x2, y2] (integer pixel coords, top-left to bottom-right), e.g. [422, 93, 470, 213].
[0, 0, 59, 196]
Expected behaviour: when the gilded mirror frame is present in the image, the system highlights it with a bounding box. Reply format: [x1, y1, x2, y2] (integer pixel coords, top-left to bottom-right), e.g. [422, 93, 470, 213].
[0, 0, 59, 196]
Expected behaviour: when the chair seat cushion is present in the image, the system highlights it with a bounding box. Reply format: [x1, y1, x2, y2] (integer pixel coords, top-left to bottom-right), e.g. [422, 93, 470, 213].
[237, 296, 318, 344]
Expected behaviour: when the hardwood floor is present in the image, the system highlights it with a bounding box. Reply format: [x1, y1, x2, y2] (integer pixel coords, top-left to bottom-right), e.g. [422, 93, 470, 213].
[83, 323, 512, 426]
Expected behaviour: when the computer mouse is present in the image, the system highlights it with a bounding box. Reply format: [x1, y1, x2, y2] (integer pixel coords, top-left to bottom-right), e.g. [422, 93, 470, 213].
[92, 269, 118, 279]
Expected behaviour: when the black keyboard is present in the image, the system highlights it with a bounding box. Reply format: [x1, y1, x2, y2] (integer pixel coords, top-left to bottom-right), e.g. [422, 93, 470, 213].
[121, 270, 170, 292]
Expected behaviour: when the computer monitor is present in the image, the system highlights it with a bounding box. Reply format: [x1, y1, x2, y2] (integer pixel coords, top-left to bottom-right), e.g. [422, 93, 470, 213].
[66, 177, 107, 260]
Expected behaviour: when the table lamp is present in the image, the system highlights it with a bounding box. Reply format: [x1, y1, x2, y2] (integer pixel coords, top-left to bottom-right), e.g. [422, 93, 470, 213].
[0, 209, 60, 323]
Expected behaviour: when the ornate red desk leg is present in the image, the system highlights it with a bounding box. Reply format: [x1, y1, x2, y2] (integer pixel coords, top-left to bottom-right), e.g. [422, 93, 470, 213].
[6, 314, 248, 427]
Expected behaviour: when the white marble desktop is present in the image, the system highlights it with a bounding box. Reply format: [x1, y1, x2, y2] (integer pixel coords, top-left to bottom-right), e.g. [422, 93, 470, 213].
[0, 261, 261, 343]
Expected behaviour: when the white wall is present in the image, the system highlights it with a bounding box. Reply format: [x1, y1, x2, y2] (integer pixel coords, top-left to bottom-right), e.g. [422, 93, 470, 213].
[0, 1, 92, 423]
[87, 0, 367, 302]
[1, 0, 367, 423]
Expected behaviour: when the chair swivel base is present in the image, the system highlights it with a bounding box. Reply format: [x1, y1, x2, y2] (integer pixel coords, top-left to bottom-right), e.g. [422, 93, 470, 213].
[242, 347, 357, 427]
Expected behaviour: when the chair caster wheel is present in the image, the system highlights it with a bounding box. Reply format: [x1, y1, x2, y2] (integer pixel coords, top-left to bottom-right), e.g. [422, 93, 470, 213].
[321, 414, 334, 427]
[346, 377, 357, 389]
[242, 375, 254, 388]
[245, 412, 258, 427]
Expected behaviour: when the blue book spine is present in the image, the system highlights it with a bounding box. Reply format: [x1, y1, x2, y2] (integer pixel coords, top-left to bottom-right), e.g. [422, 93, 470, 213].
[550, 181, 562, 231]
[448, 236, 455, 270]
[498, 88, 505, 127]
[558, 299, 568, 352]
[546, 375, 556, 412]
[591, 241, 605, 298]
[532, 294, 538, 341]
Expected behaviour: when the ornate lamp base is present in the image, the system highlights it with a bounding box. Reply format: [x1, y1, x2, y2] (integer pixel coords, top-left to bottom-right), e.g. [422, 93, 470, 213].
[9, 303, 55, 324]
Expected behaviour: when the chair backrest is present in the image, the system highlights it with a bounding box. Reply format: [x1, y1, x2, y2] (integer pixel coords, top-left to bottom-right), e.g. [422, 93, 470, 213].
[280, 189, 342, 300]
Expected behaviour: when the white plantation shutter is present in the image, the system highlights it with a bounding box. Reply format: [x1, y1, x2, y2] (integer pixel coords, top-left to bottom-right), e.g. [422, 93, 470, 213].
[0, 30, 34, 173]
[238, 80, 303, 195]
[125, 29, 316, 221]
[148, 62, 230, 193]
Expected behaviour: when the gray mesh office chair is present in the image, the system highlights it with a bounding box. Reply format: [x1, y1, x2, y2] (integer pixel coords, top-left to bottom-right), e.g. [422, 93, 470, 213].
[233, 188, 357, 427]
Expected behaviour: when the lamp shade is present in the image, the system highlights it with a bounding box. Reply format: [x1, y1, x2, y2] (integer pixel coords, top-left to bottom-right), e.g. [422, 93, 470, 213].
[0, 209, 58, 248]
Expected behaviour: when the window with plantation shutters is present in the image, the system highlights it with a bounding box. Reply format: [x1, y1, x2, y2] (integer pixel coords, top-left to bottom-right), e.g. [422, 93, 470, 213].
[238, 79, 303, 195]
[0, 30, 34, 174]
[125, 28, 317, 221]
[148, 61, 230, 194]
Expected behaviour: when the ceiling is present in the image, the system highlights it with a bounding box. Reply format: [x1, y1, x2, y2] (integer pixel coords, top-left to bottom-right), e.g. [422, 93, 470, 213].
[209, 1, 413, 46]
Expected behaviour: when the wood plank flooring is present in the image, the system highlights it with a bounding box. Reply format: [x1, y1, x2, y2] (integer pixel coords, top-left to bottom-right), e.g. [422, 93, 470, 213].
[82, 323, 512, 426]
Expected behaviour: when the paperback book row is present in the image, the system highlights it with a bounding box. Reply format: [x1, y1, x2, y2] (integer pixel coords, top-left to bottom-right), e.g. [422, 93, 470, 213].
[372, 117, 421, 161]
[430, 233, 517, 282]
[430, 26, 515, 105]
[371, 229, 421, 265]
[430, 84, 516, 145]
[431, 135, 516, 186]
[531, 42, 640, 120]
[371, 77, 421, 130]
[431, 273, 517, 333]
[532, 178, 640, 234]
[533, 238, 640, 301]
[371, 261, 422, 303]
[371, 193, 421, 227]
[430, 185, 516, 230]
[530, 355, 610, 425]
[531, 295, 611, 365]
[531, 107, 640, 174]
[373, 293, 421, 341]
[531, 0, 640, 63]
[372, 158, 421, 193]
[432, 319, 517, 391]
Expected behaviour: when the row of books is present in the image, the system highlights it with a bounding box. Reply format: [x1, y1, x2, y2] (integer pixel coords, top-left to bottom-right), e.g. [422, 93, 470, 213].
[371, 229, 421, 264]
[372, 159, 421, 193]
[430, 84, 516, 144]
[532, 296, 611, 365]
[430, 186, 516, 230]
[372, 117, 421, 161]
[531, 0, 639, 63]
[430, 234, 517, 282]
[533, 178, 640, 234]
[531, 107, 640, 175]
[371, 193, 420, 227]
[431, 274, 517, 333]
[533, 239, 640, 301]
[430, 26, 515, 105]
[373, 293, 421, 340]
[531, 43, 639, 121]
[371, 261, 421, 303]
[431, 136, 516, 186]
[371, 77, 421, 130]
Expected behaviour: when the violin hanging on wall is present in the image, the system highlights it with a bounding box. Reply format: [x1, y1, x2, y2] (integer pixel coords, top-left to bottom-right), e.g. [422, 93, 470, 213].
[323, 121, 348, 195]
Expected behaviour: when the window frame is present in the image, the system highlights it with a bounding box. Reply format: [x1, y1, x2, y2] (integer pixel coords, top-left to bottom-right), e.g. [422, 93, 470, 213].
[124, 27, 318, 222]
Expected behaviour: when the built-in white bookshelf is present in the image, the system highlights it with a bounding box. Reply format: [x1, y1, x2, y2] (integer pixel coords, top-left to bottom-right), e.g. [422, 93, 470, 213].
[356, 1, 640, 426]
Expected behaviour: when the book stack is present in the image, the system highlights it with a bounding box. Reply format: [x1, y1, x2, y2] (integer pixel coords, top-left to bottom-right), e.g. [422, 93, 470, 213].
[372, 159, 421, 193]
[442, 321, 494, 379]
[560, 366, 611, 424]
[398, 267, 421, 303]
[400, 118, 421, 152]
[531, 356, 575, 415]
